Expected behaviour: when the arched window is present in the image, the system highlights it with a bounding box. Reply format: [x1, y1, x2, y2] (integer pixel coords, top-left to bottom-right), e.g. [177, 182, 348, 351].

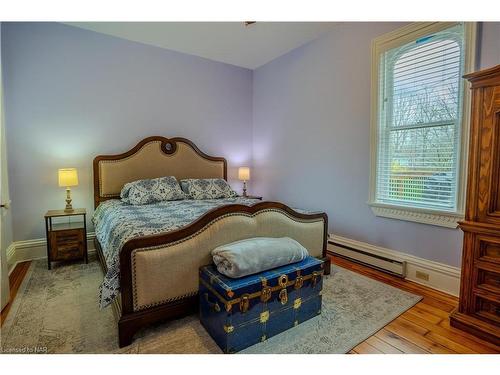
[370, 23, 476, 227]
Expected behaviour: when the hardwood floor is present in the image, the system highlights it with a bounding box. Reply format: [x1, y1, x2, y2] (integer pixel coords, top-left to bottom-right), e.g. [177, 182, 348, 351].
[1, 257, 499, 353]
[0, 261, 32, 327]
[331, 256, 500, 354]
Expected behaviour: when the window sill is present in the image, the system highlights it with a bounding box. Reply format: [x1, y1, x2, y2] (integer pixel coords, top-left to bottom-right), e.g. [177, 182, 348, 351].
[368, 202, 464, 228]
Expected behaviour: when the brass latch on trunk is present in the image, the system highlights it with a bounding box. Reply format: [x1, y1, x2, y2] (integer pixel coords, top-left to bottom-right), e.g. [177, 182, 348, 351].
[312, 271, 321, 287]
[279, 288, 288, 305]
[261, 286, 272, 303]
[294, 275, 304, 289]
[239, 294, 250, 313]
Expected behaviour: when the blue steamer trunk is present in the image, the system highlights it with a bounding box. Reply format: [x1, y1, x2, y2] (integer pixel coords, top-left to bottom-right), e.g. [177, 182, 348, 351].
[199, 256, 324, 353]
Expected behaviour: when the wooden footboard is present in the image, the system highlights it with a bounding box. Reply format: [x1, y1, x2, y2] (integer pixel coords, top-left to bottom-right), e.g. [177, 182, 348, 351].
[100, 201, 328, 347]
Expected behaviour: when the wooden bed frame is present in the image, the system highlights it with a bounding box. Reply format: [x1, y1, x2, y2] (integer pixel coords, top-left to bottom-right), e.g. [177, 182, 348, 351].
[93, 136, 329, 347]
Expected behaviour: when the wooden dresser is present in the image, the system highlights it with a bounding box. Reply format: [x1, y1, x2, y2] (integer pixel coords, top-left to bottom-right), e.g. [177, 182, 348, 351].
[450, 65, 500, 345]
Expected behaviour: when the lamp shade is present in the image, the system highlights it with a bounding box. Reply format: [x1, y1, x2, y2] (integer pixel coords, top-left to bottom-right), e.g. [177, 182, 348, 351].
[58, 168, 79, 187]
[238, 167, 250, 181]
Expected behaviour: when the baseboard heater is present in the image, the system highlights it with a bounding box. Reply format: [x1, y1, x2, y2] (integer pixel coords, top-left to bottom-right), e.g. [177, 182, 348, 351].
[328, 240, 406, 278]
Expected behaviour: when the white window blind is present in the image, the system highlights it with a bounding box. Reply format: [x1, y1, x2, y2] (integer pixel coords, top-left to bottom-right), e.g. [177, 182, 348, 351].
[375, 23, 465, 211]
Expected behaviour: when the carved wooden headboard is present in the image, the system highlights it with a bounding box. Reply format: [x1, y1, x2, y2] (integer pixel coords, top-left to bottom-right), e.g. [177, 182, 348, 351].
[93, 136, 227, 208]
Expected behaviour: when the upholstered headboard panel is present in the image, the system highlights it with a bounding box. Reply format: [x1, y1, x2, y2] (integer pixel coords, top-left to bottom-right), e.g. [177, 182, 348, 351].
[93, 137, 227, 208]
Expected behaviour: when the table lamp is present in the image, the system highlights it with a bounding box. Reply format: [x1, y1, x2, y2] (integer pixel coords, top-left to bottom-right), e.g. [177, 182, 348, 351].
[58, 168, 78, 212]
[238, 167, 250, 197]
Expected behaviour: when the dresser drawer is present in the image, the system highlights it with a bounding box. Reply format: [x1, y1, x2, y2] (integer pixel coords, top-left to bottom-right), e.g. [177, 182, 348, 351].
[473, 292, 500, 325]
[49, 229, 84, 261]
[476, 266, 500, 294]
[475, 234, 500, 265]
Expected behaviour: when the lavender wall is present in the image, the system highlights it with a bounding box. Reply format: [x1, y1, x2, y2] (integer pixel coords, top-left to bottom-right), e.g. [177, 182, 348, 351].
[479, 22, 500, 68]
[252, 22, 500, 267]
[2, 22, 253, 241]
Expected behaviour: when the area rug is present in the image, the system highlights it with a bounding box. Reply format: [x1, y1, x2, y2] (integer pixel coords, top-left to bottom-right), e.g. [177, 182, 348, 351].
[1, 255, 421, 354]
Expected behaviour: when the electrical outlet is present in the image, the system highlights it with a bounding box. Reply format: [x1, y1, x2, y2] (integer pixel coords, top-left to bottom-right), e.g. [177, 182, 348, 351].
[416, 270, 430, 281]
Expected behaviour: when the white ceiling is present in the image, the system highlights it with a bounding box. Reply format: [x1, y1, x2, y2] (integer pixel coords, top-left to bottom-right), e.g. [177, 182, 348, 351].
[65, 22, 339, 69]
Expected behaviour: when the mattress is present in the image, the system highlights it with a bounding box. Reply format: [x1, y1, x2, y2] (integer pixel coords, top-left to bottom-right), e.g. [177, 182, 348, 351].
[92, 197, 260, 308]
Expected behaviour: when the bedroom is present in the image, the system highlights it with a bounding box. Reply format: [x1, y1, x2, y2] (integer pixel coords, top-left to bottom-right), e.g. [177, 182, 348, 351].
[1, 0, 499, 371]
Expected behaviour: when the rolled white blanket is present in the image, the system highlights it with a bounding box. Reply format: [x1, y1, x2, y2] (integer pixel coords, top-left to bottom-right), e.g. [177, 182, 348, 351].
[211, 237, 309, 278]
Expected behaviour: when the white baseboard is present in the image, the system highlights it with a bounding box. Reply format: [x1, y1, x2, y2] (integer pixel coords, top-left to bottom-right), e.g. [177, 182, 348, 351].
[6, 242, 16, 274]
[329, 234, 461, 297]
[7, 232, 96, 274]
[6, 242, 16, 263]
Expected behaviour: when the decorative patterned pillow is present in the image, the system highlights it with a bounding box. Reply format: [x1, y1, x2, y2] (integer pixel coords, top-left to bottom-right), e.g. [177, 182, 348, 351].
[120, 176, 187, 205]
[180, 178, 238, 200]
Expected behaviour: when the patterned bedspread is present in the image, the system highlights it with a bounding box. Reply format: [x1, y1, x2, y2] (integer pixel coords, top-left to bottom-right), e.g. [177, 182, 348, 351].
[92, 197, 260, 308]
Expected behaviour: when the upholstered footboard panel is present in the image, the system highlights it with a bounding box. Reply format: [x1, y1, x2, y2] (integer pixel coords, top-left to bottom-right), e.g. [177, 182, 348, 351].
[131, 209, 325, 312]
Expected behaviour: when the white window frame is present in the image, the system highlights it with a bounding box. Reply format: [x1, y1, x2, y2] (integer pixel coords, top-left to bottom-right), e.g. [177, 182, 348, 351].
[368, 22, 477, 228]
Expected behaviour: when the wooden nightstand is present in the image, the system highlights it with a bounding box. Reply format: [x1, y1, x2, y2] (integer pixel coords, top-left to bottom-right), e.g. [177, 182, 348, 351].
[44, 208, 88, 270]
[242, 195, 263, 200]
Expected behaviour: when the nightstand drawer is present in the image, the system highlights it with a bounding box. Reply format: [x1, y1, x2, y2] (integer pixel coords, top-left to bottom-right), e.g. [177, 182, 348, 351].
[49, 229, 84, 261]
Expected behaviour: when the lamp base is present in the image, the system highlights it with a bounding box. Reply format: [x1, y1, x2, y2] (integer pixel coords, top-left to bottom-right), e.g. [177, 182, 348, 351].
[242, 180, 247, 197]
[64, 188, 73, 212]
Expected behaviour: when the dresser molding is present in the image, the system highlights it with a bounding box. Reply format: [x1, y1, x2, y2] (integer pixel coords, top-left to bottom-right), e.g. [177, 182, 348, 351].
[459, 220, 500, 236]
[450, 310, 500, 346]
